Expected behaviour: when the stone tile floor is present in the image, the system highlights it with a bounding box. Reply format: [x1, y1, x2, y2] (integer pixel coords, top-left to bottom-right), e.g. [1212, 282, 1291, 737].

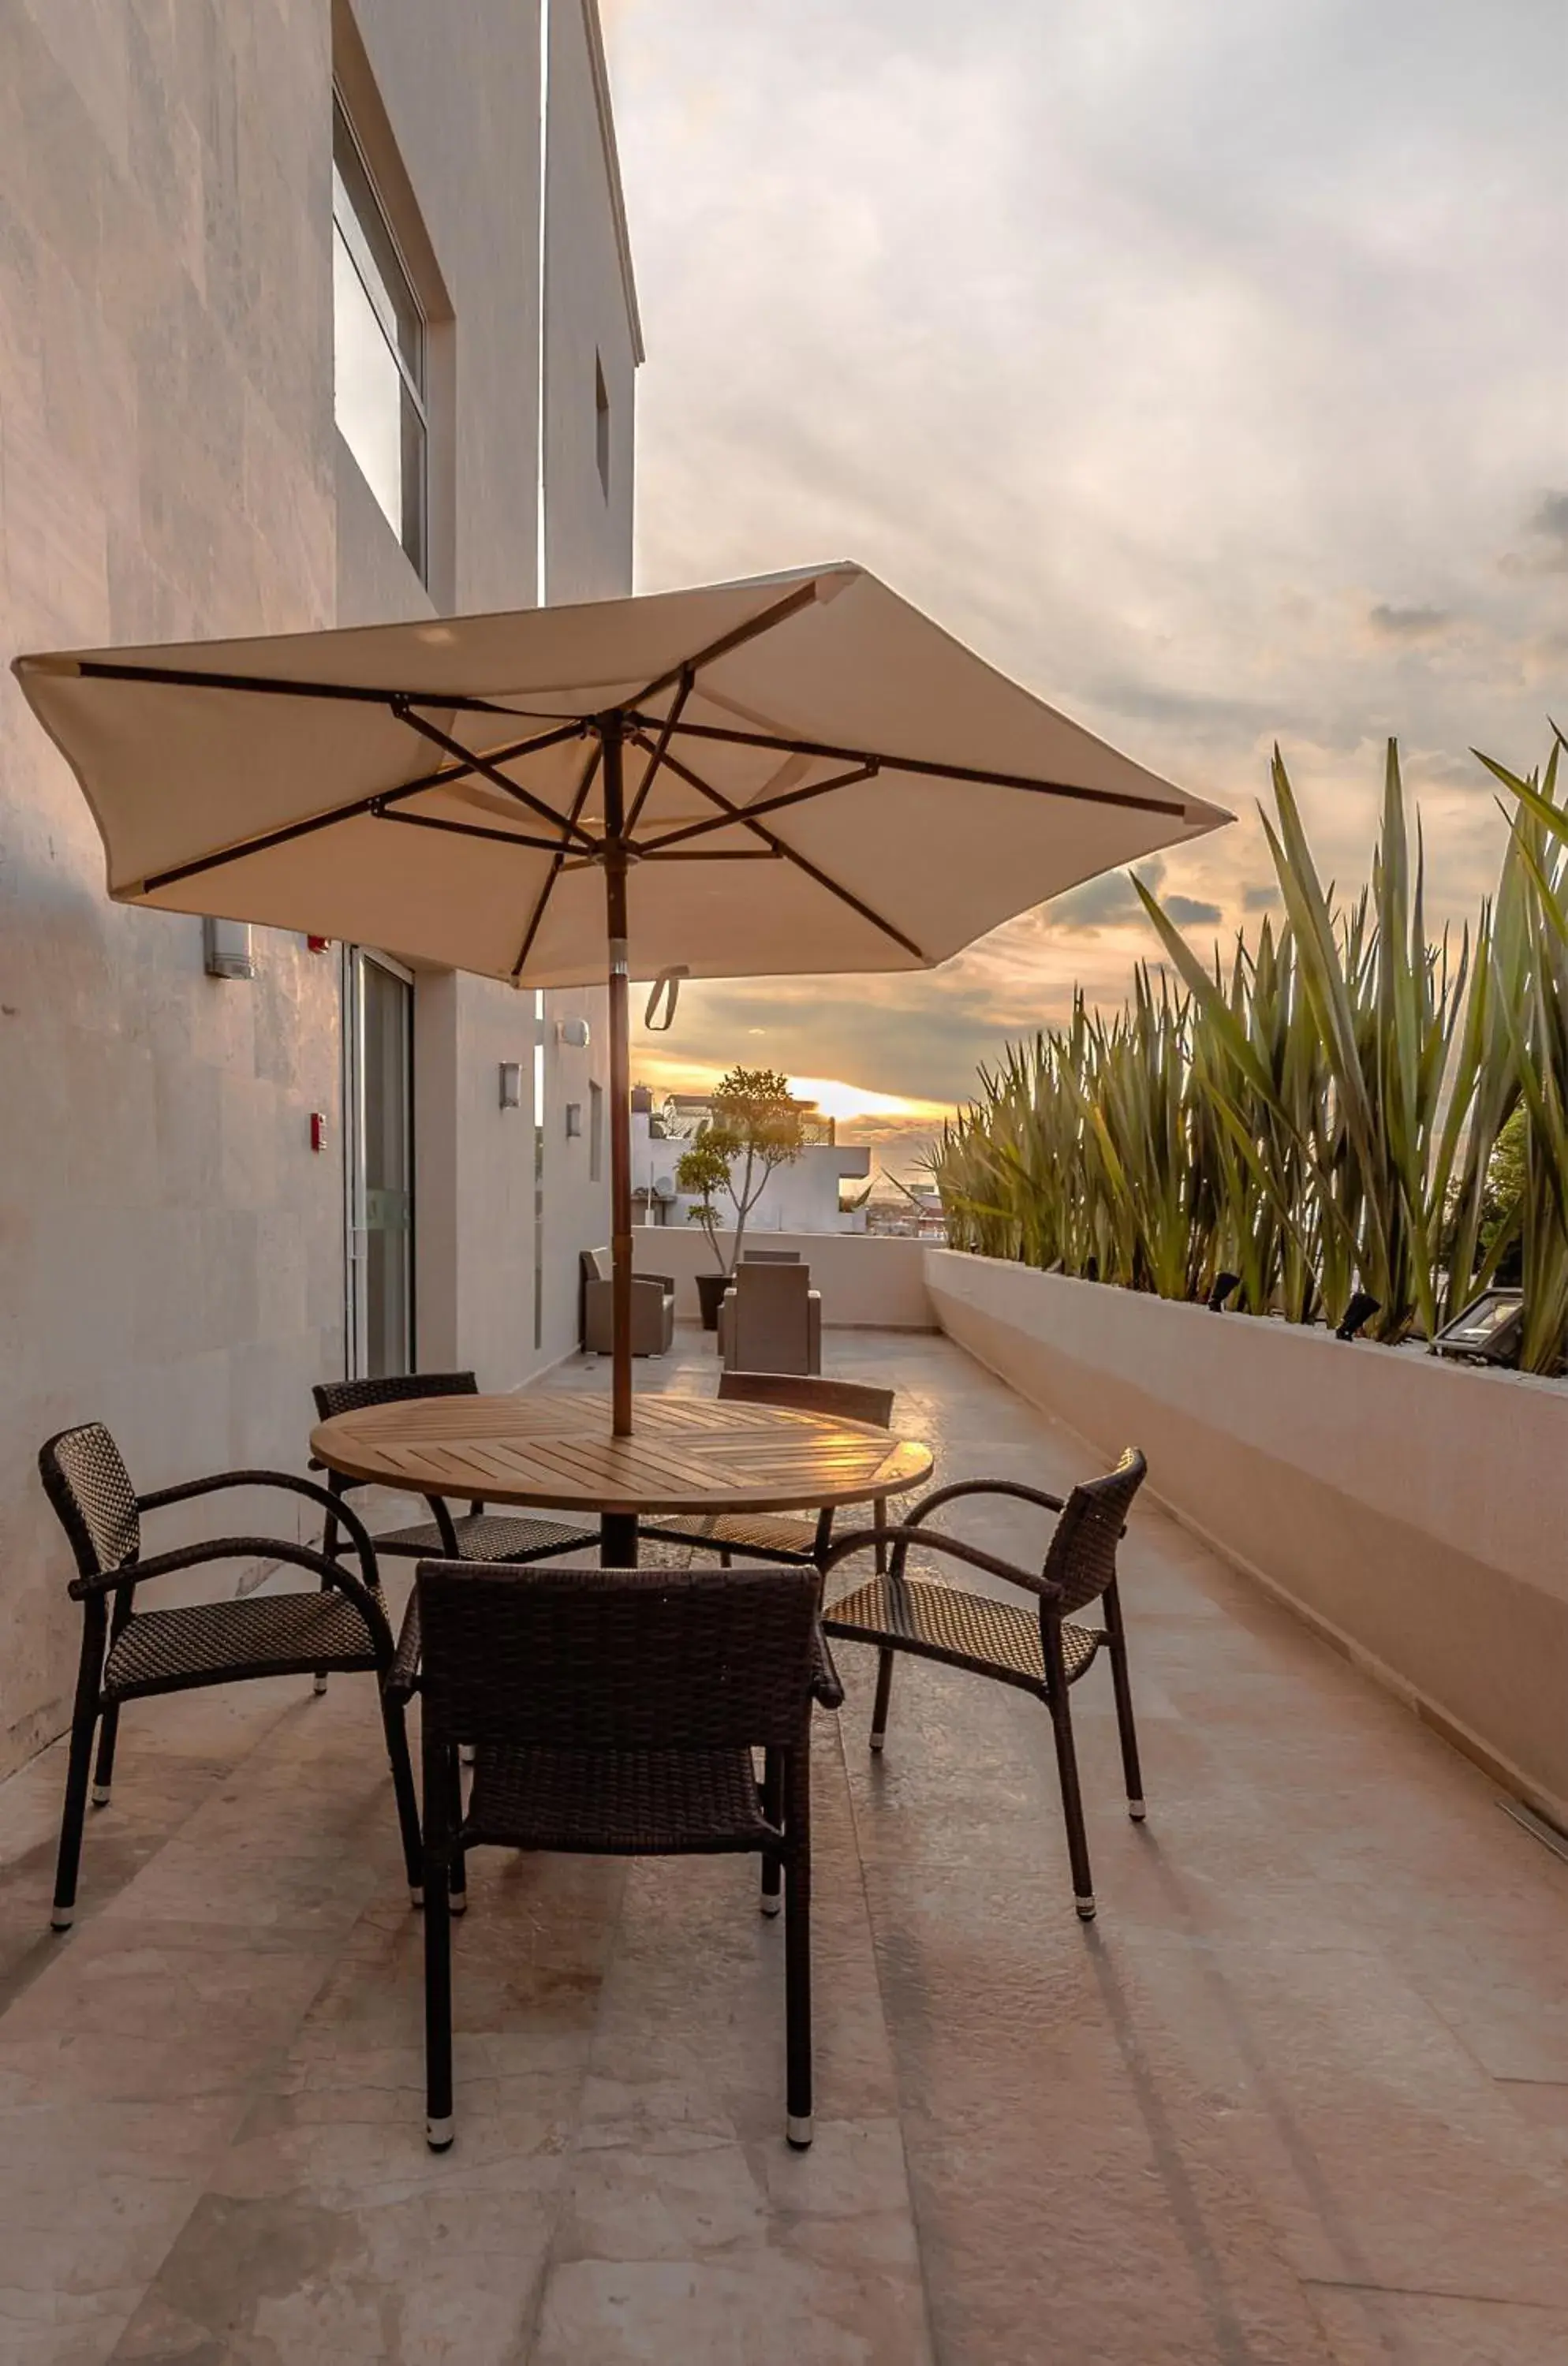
[2, 1329, 1567, 2362]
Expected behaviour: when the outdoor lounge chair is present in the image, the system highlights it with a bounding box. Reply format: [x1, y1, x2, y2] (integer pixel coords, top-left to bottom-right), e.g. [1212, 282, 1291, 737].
[396, 1559, 829, 2152]
[822, 1448, 1148, 1923]
[37, 1421, 422, 1930]
[312, 1371, 597, 1569]
[719, 1260, 821, 1375]
[580, 1248, 676, 1356]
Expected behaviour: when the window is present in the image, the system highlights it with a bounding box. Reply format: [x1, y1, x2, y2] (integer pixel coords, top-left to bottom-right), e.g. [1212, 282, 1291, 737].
[595, 352, 610, 500]
[589, 1080, 604, 1183]
[532, 992, 547, 1350]
[333, 97, 427, 575]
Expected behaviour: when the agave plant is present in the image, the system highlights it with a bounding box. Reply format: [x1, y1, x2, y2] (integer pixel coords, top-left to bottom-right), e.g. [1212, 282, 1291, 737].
[928, 736, 1568, 1371]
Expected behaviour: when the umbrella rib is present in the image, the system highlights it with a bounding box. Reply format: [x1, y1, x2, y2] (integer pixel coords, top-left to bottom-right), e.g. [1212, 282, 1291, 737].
[394, 702, 599, 850]
[624, 669, 693, 836]
[136, 720, 586, 896]
[372, 808, 578, 854]
[633, 580, 822, 708]
[627, 733, 926, 962]
[635, 762, 879, 854]
[70, 656, 565, 720]
[623, 712, 1188, 819]
[510, 741, 603, 979]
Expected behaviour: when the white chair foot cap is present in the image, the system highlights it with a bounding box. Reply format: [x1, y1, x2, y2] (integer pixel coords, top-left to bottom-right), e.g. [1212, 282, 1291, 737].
[868, 1734, 885, 1754]
[786, 2114, 813, 2148]
[1128, 1801, 1147, 1822]
[760, 1889, 782, 1918]
[1075, 1895, 1097, 1922]
[409, 1884, 424, 1907]
[312, 1677, 329, 1695]
[50, 1906, 74, 1931]
[426, 2115, 454, 2151]
[450, 1893, 468, 1916]
[91, 1784, 111, 1807]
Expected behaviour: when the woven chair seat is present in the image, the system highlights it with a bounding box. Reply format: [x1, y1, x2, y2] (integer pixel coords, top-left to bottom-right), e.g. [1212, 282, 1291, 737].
[464, 1744, 775, 1856]
[825, 1573, 1102, 1695]
[103, 1590, 379, 1702]
[651, 1510, 819, 1560]
[374, 1512, 599, 1562]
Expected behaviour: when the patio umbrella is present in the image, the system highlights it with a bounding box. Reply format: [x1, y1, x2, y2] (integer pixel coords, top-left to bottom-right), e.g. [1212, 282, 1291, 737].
[15, 560, 1230, 1431]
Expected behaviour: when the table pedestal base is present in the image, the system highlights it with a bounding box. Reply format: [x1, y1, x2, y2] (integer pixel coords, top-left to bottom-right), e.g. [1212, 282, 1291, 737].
[600, 1511, 638, 1567]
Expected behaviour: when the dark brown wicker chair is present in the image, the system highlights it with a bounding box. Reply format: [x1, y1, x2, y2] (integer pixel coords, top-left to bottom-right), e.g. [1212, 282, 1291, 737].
[38, 1421, 421, 1931]
[396, 1560, 824, 2153]
[822, 1449, 1148, 1923]
[311, 1372, 598, 1569]
[640, 1371, 898, 1572]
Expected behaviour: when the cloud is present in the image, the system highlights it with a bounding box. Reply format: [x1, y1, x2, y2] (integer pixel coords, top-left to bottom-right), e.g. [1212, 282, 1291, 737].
[603, 0, 1564, 1104]
[1163, 894, 1224, 927]
[1367, 603, 1452, 641]
[1043, 858, 1164, 934]
[1241, 882, 1281, 912]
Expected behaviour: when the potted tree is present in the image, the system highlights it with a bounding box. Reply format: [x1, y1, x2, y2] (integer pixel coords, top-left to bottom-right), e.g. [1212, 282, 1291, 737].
[675, 1067, 807, 1329]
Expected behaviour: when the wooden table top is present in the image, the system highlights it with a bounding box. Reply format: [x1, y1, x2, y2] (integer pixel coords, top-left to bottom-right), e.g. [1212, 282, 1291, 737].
[310, 1389, 933, 1518]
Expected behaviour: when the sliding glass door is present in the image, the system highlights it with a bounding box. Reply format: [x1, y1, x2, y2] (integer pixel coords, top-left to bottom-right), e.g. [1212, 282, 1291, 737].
[347, 950, 415, 1378]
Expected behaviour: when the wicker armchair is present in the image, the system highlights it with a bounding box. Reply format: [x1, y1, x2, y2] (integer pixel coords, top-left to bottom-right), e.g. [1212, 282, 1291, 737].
[37, 1421, 421, 1931]
[823, 1449, 1148, 1923]
[396, 1560, 823, 2153]
[642, 1372, 897, 1571]
[312, 1371, 597, 1569]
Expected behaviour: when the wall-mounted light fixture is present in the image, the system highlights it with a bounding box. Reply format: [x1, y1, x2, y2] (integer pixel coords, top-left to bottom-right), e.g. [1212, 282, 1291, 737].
[555, 1016, 591, 1051]
[203, 917, 254, 979]
[565, 1101, 583, 1137]
[498, 1062, 523, 1109]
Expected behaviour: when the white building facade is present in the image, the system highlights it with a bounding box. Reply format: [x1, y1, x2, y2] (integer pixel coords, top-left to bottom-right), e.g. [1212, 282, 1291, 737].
[631, 1095, 872, 1238]
[0, 0, 640, 1778]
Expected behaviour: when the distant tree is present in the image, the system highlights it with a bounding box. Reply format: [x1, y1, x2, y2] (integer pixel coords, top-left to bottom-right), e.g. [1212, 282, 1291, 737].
[675, 1066, 806, 1273]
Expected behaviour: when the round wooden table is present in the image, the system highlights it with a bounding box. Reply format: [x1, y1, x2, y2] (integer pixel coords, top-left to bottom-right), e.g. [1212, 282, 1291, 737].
[309, 1388, 933, 1564]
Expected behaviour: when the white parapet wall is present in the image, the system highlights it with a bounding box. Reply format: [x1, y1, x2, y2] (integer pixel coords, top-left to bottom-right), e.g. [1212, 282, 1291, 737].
[633, 1229, 935, 1330]
[926, 1245, 1568, 1823]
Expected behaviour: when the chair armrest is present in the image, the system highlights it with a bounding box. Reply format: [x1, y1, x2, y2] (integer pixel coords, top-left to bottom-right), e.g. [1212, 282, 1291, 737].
[902, 1478, 1065, 1528]
[136, 1468, 380, 1593]
[386, 1592, 422, 1702]
[810, 1621, 845, 1710]
[818, 1522, 1061, 1603]
[68, 1537, 397, 1654]
[639, 1273, 676, 1292]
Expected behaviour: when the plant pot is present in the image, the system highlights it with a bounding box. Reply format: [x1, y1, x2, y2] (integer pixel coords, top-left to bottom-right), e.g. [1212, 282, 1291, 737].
[695, 1271, 731, 1333]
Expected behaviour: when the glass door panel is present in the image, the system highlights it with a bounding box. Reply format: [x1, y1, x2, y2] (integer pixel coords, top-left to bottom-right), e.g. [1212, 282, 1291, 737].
[349, 951, 414, 1377]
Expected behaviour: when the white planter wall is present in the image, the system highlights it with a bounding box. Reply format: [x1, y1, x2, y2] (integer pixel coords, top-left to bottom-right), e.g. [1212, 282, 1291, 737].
[633, 1229, 935, 1330]
[926, 1247, 1568, 1822]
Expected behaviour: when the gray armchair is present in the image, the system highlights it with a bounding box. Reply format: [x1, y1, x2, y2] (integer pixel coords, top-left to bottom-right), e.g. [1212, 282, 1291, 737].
[581, 1248, 675, 1357]
[719, 1260, 821, 1376]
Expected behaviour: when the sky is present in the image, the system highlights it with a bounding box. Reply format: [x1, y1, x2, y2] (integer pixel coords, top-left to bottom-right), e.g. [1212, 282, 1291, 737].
[600, 0, 1567, 1180]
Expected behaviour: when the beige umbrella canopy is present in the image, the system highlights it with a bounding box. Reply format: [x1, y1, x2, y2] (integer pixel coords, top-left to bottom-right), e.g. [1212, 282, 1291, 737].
[15, 559, 1230, 1429]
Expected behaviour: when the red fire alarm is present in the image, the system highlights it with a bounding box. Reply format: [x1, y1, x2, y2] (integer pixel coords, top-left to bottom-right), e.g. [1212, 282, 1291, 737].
[306, 935, 331, 953]
[309, 1112, 327, 1153]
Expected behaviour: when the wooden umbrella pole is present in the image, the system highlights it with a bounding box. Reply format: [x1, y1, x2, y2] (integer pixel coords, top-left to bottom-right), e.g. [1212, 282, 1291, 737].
[600, 715, 635, 1438]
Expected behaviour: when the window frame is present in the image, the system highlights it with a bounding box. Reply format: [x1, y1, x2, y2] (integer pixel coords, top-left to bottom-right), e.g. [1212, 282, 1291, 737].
[331, 91, 429, 577]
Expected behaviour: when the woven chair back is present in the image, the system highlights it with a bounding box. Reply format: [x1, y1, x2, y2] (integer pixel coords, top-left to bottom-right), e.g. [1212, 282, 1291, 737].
[416, 1561, 819, 1752]
[312, 1370, 479, 1424]
[1041, 1449, 1147, 1615]
[731, 1260, 812, 1367]
[718, 1371, 894, 1428]
[39, 1422, 140, 1581]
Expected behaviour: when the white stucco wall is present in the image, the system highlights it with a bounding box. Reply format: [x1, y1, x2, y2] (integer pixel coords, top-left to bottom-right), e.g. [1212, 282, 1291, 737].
[926, 1248, 1568, 1823]
[0, 0, 633, 1777]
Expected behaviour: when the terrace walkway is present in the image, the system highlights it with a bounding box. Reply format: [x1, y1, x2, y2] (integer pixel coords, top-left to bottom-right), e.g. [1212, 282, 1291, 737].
[2, 1330, 1567, 2364]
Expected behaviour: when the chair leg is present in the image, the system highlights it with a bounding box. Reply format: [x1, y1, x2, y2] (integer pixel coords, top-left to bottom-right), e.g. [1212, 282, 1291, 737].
[52, 1610, 106, 1932]
[1103, 1583, 1146, 1820]
[380, 1692, 424, 1905]
[869, 1648, 895, 1752]
[1043, 1636, 1096, 1921]
[423, 1747, 455, 2151]
[91, 1704, 121, 1808]
[760, 1749, 782, 1916]
[448, 1750, 467, 1916]
[783, 1748, 813, 2148]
